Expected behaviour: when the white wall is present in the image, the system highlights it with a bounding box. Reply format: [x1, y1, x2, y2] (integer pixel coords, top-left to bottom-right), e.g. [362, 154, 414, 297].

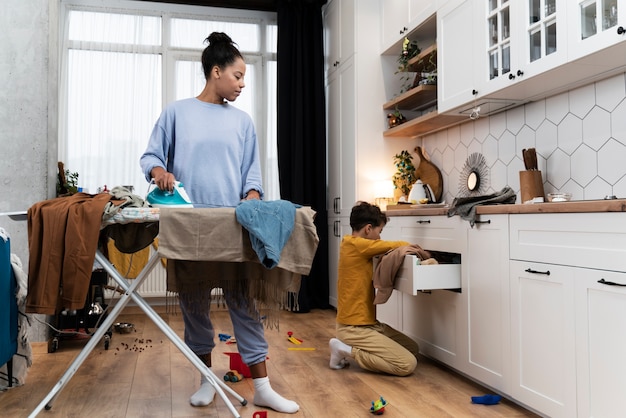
[421, 72, 626, 203]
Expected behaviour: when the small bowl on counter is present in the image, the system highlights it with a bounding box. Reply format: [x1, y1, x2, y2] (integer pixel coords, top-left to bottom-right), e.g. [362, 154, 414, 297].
[547, 193, 572, 202]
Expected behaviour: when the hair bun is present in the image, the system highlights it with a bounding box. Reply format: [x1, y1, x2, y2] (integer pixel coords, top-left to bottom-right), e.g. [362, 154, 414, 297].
[206, 32, 233, 46]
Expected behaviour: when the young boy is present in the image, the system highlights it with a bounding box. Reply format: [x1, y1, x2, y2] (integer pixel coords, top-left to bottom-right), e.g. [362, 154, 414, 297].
[329, 201, 420, 376]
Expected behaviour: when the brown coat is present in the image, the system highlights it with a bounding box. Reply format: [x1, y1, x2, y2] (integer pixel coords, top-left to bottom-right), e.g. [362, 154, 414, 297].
[27, 193, 114, 314]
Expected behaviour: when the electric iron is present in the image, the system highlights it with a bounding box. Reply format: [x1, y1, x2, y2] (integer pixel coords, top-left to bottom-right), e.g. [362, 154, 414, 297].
[146, 180, 194, 208]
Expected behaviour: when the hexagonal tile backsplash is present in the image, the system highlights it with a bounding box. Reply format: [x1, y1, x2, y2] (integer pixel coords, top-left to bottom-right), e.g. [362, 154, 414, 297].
[421, 72, 626, 203]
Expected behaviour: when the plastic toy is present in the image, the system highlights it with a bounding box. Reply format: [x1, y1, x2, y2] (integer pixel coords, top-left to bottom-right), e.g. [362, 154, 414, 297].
[370, 396, 388, 415]
[223, 370, 243, 382]
[287, 331, 303, 344]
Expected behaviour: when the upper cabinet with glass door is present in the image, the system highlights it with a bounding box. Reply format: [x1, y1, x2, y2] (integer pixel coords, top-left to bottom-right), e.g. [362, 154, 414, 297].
[568, 0, 626, 62]
[475, 0, 568, 99]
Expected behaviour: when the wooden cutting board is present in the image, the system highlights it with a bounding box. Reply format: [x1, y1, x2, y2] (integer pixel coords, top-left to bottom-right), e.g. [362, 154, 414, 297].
[414, 146, 443, 202]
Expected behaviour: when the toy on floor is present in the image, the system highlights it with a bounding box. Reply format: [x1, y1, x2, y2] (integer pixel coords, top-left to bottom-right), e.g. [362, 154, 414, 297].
[370, 396, 388, 415]
[471, 394, 502, 405]
[223, 370, 243, 382]
[287, 331, 303, 344]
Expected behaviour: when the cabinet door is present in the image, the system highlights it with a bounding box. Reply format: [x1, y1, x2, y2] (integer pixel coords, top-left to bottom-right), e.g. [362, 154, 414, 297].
[509, 260, 577, 418]
[325, 56, 356, 216]
[437, 0, 478, 113]
[575, 269, 626, 417]
[384, 215, 465, 367]
[327, 217, 351, 308]
[464, 214, 510, 392]
[376, 289, 402, 331]
[567, 0, 626, 62]
[381, 0, 410, 52]
[323, 0, 355, 77]
[477, 0, 568, 100]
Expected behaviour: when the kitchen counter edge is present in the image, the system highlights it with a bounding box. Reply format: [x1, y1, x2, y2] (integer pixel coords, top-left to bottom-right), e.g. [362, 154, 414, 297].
[385, 199, 626, 216]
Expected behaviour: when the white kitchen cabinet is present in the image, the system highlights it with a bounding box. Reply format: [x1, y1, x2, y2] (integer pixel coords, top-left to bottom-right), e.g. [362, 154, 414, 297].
[325, 0, 387, 217]
[568, 0, 626, 62]
[437, 0, 480, 114]
[462, 214, 511, 393]
[575, 268, 626, 418]
[439, 0, 626, 119]
[325, 56, 356, 216]
[328, 217, 351, 308]
[509, 260, 577, 418]
[375, 288, 403, 331]
[508, 211, 626, 417]
[380, 0, 438, 53]
[478, 0, 568, 97]
[323, 0, 354, 78]
[380, 215, 465, 367]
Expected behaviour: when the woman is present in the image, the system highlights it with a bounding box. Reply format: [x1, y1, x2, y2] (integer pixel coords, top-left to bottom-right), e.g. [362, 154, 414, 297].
[140, 32, 298, 414]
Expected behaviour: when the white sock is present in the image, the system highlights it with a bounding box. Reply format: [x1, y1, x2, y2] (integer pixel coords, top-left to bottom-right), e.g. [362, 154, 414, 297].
[253, 376, 299, 413]
[190, 372, 216, 407]
[329, 338, 351, 370]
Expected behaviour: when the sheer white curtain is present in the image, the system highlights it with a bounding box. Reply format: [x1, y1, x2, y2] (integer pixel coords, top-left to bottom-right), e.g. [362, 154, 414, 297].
[59, 3, 279, 200]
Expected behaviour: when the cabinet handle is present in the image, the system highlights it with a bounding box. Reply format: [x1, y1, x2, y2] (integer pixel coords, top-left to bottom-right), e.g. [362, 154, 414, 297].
[472, 89, 478, 96]
[334, 220, 340, 237]
[525, 268, 550, 276]
[509, 73, 515, 80]
[598, 278, 626, 287]
[517, 70, 524, 77]
[618, 26, 625, 35]
[475, 219, 491, 224]
[416, 220, 431, 224]
[333, 197, 340, 214]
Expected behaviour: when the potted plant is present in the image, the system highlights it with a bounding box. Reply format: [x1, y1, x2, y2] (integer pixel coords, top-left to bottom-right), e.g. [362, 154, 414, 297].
[395, 37, 420, 94]
[392, 150, 416, 199]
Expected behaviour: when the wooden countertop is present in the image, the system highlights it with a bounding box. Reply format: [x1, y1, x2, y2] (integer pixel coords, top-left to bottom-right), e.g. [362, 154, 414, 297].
[386, 199, 626, 216]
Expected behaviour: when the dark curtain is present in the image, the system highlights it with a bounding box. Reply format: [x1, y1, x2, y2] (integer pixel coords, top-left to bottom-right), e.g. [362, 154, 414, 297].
[276, 0, 330, 311]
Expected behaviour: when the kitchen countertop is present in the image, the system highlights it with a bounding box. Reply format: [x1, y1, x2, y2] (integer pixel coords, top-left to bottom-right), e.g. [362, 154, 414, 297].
[386, 198, 626, 216]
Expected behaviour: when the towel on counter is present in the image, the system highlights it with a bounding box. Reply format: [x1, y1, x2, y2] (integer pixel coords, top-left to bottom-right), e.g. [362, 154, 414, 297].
[447, 186, 517, 227]
[373, 244, 432, 304]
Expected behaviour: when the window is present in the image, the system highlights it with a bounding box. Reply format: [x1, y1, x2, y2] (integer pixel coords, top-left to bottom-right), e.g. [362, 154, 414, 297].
[59, 0, 279, 200]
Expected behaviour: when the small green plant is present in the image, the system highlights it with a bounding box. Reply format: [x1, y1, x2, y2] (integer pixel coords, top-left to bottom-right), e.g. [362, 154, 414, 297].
[57, 162, 79, 196]
[392, 150, 416, 196]
[395, 37, 421, 94]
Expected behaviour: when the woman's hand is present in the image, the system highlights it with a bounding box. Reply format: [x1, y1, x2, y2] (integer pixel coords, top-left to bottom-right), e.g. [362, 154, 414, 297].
[151, 167, 176, 192]
[244, 189, 261, 200]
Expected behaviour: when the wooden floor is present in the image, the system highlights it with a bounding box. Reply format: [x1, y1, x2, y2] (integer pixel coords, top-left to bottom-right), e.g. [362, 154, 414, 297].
[1, 305, 538, 418]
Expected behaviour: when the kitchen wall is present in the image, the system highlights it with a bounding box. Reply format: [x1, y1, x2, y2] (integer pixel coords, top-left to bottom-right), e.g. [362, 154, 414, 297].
[421, 72, 626, 204]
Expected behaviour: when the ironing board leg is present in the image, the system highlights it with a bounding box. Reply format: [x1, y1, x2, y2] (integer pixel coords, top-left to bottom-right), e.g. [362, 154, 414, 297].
[28, 252, 161, 418]
[94, 251, 247, 417]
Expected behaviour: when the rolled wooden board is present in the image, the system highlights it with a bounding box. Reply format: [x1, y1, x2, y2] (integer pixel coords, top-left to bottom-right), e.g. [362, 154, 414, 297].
[414, 146, 443, 202]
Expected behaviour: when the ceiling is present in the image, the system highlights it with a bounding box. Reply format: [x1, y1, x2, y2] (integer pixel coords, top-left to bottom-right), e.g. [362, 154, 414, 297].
[140, 0, 279, 12]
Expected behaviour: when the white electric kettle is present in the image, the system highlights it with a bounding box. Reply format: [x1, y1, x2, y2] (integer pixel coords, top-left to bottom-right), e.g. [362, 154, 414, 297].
[408, 179, 427, 203]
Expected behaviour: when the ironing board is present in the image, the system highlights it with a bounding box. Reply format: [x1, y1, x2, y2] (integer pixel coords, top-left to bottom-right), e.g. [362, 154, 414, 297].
[9, 205, 318, 418]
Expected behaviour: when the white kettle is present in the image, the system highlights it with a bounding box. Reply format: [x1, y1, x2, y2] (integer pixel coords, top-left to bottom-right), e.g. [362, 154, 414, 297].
[408, 179, 427, 203]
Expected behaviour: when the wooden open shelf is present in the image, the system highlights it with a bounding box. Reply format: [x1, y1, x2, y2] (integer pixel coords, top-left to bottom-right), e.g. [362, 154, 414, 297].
[383, 111, 467, 138]
[383, 43, 467, 138]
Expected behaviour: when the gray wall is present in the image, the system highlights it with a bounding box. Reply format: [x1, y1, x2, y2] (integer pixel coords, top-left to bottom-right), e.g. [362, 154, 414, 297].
[1, 0, 58, 341]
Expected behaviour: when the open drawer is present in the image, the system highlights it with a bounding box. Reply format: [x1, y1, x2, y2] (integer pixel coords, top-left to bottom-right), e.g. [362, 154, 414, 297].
[392, 254, 462, 294]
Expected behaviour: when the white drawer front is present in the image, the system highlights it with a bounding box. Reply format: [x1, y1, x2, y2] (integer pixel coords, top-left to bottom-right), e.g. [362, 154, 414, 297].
[510, 213, 626, 272]
[395, 255, 462, 294]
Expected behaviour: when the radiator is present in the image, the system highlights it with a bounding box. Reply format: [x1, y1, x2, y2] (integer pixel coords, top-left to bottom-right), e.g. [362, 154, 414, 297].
[103, 247, 168, 300]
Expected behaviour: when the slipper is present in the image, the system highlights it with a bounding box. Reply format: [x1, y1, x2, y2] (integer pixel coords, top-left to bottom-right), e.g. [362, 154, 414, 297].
[471, 394, 502, 405]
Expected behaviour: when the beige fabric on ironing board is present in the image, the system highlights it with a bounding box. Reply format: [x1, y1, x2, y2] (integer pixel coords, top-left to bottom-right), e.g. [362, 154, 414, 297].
[157, 206, 319, 311]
